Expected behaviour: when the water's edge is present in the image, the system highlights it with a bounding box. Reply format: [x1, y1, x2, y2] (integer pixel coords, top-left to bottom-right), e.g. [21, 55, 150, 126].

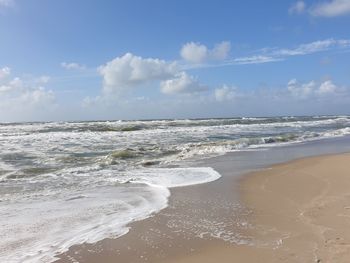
[55, 135, 350, 262]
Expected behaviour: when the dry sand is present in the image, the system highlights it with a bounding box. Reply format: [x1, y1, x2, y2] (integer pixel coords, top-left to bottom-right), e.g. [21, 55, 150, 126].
[56, 153, 350, 263]
[239, 153, 350, 262]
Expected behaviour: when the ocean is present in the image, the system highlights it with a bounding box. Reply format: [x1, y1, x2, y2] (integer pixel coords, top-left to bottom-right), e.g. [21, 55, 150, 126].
[1, 116, 350, 262]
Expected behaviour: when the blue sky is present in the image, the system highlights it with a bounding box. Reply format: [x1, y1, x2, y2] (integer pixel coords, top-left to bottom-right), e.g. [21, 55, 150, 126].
[0, 0, 350, 121]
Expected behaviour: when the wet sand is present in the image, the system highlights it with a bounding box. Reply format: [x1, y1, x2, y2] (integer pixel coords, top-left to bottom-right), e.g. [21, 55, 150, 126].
[56, 152, 350, 263]
[168, 153, 350, 263]
[55, 171, 251, 263]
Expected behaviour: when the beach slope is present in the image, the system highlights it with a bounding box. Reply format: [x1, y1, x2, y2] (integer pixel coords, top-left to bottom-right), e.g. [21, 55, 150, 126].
[176, 153, 350, 262]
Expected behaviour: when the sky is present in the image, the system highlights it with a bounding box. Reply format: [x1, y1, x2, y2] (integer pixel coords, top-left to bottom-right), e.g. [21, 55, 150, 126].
[0, 0, 350, 122]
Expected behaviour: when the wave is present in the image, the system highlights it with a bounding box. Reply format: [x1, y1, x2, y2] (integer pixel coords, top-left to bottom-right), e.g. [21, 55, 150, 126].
[89, 127, 350, 168]
[0, 167, 221, 263]
[1, 116, 349, 135]
[5, 167, 56, 179]
[172, 127, 350, 160]
[109, 150, 139, 159]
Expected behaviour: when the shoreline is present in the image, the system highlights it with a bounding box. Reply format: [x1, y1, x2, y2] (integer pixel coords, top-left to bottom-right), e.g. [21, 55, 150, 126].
[164, 153, 350, 263]
[55, 148, 350, 262]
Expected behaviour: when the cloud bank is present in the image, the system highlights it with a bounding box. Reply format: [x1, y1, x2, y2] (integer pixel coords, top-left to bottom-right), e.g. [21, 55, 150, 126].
[0, 67, 56, 121]
[287, 79, 340, 98]
[97, 52, 206, 97]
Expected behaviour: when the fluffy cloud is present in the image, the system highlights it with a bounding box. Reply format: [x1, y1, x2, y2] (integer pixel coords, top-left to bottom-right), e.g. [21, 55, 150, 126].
[289, 1, 306, 14]
[61, 62, 86, 70]
[287, 79, 339, 98]
[287, 79, 315, 98]
[160, 72, 205, 95]
[211, 41, 231, 60]
[16, 87, 54, 106]
[180, 41, 231, 63]
[310, 0, 350, 17]
[97, 52, 205, 96]
[317, 80, 337, 94]
[0, 70, 55, 115]
[180, 42, 208, 64]
[215, 85, 238, 101]
[99, 53, 177, 94]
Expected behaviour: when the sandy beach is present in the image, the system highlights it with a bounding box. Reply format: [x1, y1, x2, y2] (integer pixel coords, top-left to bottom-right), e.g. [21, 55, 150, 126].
[170, 153, 350, 263]
[238, 153, 350, 262]
[55, 152, 350, 263]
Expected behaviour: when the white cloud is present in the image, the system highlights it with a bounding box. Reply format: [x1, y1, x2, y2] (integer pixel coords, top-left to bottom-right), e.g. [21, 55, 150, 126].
[160, 72, 205, 95]
[273, 39, 347, 56]
[0, 73, 55, 112]
[0, 68, 17, 93]
[18, 87, 55, 106]
[211, 41, 231, 60]
[92, 52, 207, 102]
[0, 66, 11, 79]
[180, 42, 208, 63]
[317, 80, 337, 94]
[183, 39, 350, 69]
[287, 79, 339, 98]
[99, 53, 177, 94]
[310, 0, 350, 17]
[215, 85, 238, 101]
[228, 39, 350, 67]
[180, 41, 231, 63]
[287, 79, 316, 98]
[61, 62, 86, 70]
[0, 79, 54, 103]
[289, 1, 306, 14]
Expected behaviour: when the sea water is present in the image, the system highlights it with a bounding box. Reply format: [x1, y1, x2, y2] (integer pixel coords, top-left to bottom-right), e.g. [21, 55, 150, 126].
[1, 116, 350, 262]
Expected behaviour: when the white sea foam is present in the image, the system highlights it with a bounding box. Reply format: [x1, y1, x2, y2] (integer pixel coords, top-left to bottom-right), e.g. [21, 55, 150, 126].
[0, 167, 221, 263]
[122, 167, 221, 188]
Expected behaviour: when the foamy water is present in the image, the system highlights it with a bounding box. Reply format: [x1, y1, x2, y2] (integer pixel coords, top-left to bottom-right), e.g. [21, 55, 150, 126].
[1, 116, 350, 262]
